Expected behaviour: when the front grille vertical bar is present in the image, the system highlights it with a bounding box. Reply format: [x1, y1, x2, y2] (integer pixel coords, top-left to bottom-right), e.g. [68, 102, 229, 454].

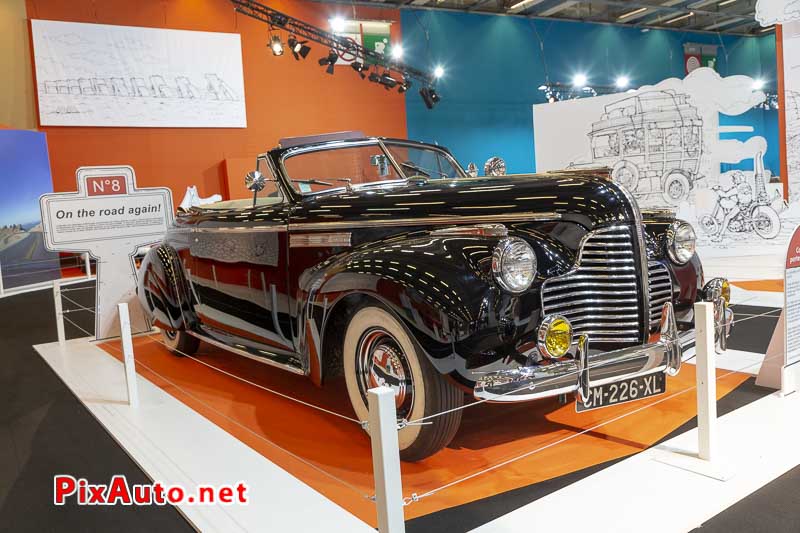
[616, 185, 650, 344]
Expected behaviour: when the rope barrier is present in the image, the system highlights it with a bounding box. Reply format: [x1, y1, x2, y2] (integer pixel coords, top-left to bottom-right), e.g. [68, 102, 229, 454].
[61, 294, 96, 314]
[402, 345, 784, 506]
[145, 333, 366, 426]
[61, 313, 94, 338]
[101, 339, 375, 502]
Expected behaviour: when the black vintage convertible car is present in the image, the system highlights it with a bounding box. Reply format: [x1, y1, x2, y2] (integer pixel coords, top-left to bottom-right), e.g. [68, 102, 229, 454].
[138, 133, 732, 461]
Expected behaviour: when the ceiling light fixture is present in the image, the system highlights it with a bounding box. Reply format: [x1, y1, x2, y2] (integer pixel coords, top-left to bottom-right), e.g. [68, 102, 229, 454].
[572, 73, 588, 87]
[509, 0, 537, 10]
[391, 44, 404, 60]
[752, 78, 765, 90]
[350, 60, 367, 79]
[433, 65, 444, 78]
[666, 12, 694, 24]
[330, 16, 346, 33]
[759, 25, 775, 33]
[615, 75, 630, 89]
[618, 7, 648, 20]
[398, 78, 412, 94]
[270, 34, 284, 56]
[318, 49, 338, 75]
[287, 36, 310, 60]
[419, 87, 440, 109]
[718, 0, 737, 6]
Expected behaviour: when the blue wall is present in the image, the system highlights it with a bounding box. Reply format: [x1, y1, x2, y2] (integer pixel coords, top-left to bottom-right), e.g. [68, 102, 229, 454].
[401, 10, 779, 175]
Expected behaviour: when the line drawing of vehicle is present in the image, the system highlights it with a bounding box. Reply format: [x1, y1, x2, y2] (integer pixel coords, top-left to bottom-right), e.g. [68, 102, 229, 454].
[574, 90, 703, 206]
[699, 152, 781, 241]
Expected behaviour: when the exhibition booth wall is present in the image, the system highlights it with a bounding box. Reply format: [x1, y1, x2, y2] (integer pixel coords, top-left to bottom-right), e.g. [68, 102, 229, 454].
[401, 9, 780, 175]
[20, 0, 408, 203]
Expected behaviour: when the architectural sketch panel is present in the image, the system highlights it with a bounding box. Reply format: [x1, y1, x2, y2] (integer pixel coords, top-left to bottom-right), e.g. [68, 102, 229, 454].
[31, 20, 247, 128]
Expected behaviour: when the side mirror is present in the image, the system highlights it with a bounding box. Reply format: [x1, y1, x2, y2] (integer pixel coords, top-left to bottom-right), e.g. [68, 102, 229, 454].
[466, 162, 478, 178]
[245, 170, 266, 192]
[484, 157, 507, 177]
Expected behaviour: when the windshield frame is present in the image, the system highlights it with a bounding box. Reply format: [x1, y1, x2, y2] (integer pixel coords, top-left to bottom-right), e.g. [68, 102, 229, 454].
[276, 138, 467, 198]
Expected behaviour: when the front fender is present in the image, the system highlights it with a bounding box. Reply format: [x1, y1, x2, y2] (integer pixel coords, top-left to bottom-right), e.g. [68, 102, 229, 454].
[296, 233, 510, 384]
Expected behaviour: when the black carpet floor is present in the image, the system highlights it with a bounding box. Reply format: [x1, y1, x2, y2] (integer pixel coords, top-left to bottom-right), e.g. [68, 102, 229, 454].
[0, 284, 191, 532]
[0, 285, 793, 532]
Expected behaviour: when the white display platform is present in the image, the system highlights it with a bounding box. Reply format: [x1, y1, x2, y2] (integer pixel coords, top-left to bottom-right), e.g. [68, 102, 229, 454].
[34, 338, 374, 533]
[34, 286, 788, 532]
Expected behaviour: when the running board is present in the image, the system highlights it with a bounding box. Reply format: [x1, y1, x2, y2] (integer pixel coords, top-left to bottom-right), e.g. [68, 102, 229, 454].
[187, 329, 305, 376]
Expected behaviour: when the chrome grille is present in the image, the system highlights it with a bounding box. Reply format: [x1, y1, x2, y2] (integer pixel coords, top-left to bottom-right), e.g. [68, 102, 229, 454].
[647, 261, 674, 330]
[541, 226, 644, 344]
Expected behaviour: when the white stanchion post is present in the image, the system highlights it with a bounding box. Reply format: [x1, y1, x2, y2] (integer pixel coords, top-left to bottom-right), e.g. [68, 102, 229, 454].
[84, 253, 92, 279]
[368, 387, 405, 533]
[0, 260, 4, 297]
[118, 303, 139, 408]
[695, 301, 717, 462]
[53, 280, 65, 346]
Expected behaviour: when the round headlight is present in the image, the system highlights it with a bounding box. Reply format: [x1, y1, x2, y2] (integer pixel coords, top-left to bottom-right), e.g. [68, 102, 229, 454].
[667, 221, 696, 265]
[537, 315, 573, 359]
[492, 238, 536, 293]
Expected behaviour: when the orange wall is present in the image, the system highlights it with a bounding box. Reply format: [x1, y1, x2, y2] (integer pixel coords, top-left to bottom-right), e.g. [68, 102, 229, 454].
[24, 0, 407, 202]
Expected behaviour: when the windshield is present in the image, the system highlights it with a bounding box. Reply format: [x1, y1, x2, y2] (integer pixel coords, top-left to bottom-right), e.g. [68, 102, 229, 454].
[282, 141, 464, 195]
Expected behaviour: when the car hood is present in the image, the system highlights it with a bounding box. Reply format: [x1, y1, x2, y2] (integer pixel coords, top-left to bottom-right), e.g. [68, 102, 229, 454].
[290, 171, 639, 230]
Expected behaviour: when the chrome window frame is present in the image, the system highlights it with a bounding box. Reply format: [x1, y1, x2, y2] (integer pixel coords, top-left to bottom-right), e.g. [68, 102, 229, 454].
[273, 138, 468, 200]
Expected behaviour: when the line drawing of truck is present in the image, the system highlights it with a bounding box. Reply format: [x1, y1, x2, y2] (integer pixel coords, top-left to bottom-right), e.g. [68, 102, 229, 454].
[576, 90, 704, 206]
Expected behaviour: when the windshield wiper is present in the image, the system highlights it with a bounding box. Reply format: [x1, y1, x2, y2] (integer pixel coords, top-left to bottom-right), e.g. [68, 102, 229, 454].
[292, 178, 332, 186]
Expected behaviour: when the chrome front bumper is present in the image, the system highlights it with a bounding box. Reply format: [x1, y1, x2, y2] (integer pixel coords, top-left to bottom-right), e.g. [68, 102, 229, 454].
[474, 299, 734, 403]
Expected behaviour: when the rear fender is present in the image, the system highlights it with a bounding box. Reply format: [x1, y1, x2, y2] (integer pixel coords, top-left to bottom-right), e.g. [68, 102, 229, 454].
[137, 245, 197, 331]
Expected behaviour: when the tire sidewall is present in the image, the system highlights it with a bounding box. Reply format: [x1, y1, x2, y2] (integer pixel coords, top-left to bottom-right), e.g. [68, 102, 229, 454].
[343, 306, 426, 450]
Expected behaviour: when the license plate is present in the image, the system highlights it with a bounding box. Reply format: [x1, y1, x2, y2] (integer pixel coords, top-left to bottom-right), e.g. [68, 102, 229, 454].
[576, 372, 666, 412]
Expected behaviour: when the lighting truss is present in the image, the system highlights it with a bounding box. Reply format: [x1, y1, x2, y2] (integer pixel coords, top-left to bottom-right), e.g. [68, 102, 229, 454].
[230, 0, 436, 89]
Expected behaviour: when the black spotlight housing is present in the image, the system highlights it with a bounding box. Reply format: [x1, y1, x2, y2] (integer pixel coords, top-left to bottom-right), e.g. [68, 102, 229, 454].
[351, 61, 367, 79]
[398, 78, 412, 94]
[368, 71, 381, 83]
[318, 49, 338, 74]
[419, 87, 440, 109]
[378, 71, 398, 90]
[288, 36, 310, 60]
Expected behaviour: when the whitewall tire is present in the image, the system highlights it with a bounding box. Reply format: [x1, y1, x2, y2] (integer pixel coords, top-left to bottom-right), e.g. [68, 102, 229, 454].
[343, 306, 463, 461]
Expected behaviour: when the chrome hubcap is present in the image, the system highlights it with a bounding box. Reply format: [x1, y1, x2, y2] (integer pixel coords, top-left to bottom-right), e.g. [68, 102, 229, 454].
[355, 328, 414, 418]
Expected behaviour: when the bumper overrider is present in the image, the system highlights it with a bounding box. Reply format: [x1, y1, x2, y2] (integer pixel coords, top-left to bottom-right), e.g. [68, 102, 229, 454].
[474, 283, 734, 403]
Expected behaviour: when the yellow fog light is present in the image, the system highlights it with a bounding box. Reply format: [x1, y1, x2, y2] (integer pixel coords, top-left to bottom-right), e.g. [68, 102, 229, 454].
[721, 279, 730, 304]
[703, 278, 730, 304]
[537, 315, 573, 359]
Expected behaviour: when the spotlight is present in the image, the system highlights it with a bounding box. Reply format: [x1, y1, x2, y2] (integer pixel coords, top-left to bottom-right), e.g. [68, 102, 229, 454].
[420, 87, 440, 109]
[330, 16, 346, 33]
[318, 49, 338, 75]
[368, 71, 381, 83]
[752, 78, 765, 90]
[398, 78, 412, 94]
[270, 35, 284, 57]
[288, 36, 310, 60]
[378, 71, 398, 90]
[433, 65, 444, 79]
[572, 73, 587, 87]
[351, 61, 367, 79]
[391, 44, 404, 60]
[615, 75, 630, 89]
